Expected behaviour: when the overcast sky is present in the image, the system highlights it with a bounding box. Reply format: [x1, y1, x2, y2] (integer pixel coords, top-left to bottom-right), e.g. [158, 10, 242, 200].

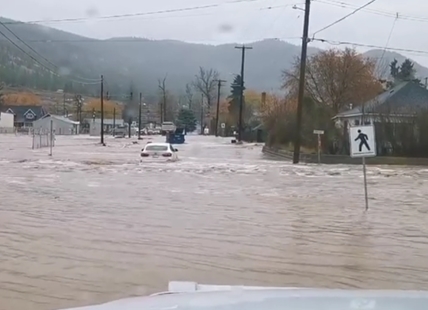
[2, 0, 428, 66]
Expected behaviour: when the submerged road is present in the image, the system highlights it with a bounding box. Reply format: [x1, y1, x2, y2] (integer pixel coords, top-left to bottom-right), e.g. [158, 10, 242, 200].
[0, 134, 427, 310]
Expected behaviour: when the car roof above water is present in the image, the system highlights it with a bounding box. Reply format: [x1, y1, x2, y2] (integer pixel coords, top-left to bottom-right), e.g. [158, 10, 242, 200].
[143, 143, 171, 150]
[145, 142, 169, 147]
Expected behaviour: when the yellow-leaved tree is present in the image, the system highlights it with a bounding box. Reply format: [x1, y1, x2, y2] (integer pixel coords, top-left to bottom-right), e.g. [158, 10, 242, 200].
[84, 99, 123, 118]
[283, 47, 383, 114]
[4, 92, 41, 105]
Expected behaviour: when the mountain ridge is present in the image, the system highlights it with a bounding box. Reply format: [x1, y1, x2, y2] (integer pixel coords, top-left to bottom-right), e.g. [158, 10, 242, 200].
[1, 16, 428, 100]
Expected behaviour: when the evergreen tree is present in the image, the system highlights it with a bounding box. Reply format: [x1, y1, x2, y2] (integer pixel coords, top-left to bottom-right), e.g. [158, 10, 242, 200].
[176, 108, 197, 132]
[390, 58, 417, 82]
[228, 74, 245, 126]
[390, 59, 399, 78]
[398, 59, 415, 80]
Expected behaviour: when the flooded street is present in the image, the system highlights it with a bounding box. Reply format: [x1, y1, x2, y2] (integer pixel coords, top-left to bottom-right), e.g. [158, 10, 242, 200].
[1, 134, 428, 310]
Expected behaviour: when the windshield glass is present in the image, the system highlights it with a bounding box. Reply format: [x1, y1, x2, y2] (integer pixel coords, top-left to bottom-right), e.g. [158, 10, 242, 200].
[145, 145, 168, 151]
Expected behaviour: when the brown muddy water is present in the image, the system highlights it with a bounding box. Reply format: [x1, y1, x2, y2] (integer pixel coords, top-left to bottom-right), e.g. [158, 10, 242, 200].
[0, 134, 427, 310]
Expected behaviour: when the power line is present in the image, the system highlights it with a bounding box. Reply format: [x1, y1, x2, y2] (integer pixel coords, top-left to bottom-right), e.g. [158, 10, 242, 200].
[314, 0, 428, 24]
[2, 0, 265, 25]
[0, 3, 288, 28]
[312, 37, 428, 56]
[0, 21, 99, 82]
[377, 13, 399, 71]
[312, 0, 377, 38]
[0, 29, 100, 85]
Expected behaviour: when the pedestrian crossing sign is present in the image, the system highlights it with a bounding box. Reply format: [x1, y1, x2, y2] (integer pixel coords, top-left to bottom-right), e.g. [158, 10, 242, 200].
[349, 125, 376, 158]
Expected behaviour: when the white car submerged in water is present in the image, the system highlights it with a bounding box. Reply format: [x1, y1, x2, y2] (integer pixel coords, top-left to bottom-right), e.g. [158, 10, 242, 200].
[60, 281, 428, 309]
[140, 142, 178, 161]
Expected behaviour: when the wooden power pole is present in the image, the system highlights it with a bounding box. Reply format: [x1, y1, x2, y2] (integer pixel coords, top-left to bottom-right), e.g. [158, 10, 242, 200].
[214, 79, 226, 137]
[293, 0, 311, 164]
[235, 45, 252, 143]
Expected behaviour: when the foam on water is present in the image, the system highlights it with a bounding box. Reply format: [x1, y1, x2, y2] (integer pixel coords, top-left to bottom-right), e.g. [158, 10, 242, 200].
[0, 134, 428, 310]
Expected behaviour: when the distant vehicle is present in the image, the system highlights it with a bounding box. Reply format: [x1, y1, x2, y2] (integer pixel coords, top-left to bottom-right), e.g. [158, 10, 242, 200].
[112, 126, 127, 138]
[166, 127, 185, 144]
[161, 121, 176, 135]
[147, 128, 160, 135]
[140, 142, 178, 161]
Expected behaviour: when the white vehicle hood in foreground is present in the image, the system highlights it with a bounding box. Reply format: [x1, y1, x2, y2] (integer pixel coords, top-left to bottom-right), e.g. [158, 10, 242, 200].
[60, 281, 428, 310]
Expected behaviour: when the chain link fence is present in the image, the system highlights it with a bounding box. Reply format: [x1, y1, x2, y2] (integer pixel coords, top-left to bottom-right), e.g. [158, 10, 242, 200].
[32, 128, 55, 149]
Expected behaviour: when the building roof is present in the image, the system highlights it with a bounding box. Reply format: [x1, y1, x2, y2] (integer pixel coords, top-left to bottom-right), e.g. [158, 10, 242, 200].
[37, 114, 80, 125]
[334, 81, 428, 119]
[2, 105, 46, 122]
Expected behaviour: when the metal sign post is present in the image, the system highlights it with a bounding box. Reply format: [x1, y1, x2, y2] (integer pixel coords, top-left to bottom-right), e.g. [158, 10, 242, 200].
[362, 157, 368, 210]
[349, 125, 376, 211]
[313, 130, 324, 164]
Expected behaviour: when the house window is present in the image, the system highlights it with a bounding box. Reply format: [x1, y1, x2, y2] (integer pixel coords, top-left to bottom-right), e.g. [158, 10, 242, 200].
[354, 119, 360, 125]
[25, 113, 35, 120]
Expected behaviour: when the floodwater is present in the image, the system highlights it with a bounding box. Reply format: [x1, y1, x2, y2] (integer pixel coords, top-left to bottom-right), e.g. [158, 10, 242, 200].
[0, 134, 427, 310]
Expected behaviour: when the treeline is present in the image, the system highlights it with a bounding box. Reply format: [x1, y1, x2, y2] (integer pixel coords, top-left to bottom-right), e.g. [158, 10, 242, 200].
[261, 47, 428, 157]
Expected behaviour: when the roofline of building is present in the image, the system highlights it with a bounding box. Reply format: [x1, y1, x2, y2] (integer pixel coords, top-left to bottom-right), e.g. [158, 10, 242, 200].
[333, 112, 417, 120]
[38, 114, 80, 125]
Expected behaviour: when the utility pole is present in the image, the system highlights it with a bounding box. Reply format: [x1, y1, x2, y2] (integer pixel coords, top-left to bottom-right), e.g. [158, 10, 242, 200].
[163, 93, 167, 123]
[138, 92, 142, 140]
[63, 92, 66, 116]
[293, 0, 311, 164]
[128, 92, 133, 138]
[113, 107, 116, 136]
[214, 79, 226, 137]
[235, 45, 252, 143]
[100, 74, 105, 145]
[200, 93, 204, 135]
[75, 94, 82, 131]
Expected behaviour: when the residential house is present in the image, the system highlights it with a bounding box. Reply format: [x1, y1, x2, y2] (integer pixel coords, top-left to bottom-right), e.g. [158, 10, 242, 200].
[33, 114, 80, 135]
[333, 81, 428, 155]
[1, 105, 47, 128]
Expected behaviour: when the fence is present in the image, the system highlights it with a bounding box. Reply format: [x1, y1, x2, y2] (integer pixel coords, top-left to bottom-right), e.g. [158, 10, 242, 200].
[0, 127, 15, 134]
[32, 128, 55, 149]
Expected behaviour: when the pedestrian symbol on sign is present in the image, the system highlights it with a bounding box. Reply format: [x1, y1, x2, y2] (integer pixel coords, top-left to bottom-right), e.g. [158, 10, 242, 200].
[349, 125, 376, 158]
[355, 129, 370, 152]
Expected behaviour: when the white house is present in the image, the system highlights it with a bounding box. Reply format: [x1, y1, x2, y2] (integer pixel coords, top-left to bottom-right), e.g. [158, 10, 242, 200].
[0, 112, 14, 127]
[33, 114, 80, 135]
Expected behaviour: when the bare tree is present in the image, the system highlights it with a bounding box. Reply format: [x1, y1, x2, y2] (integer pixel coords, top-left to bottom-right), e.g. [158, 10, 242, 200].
[283, 48, 383, 114]
[193, 67, 219, 113]
[185, 83, 193, 110]
[374, 57, 391, 80]
[158, 75, 179, 122]
[158, 75, 167, 123]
